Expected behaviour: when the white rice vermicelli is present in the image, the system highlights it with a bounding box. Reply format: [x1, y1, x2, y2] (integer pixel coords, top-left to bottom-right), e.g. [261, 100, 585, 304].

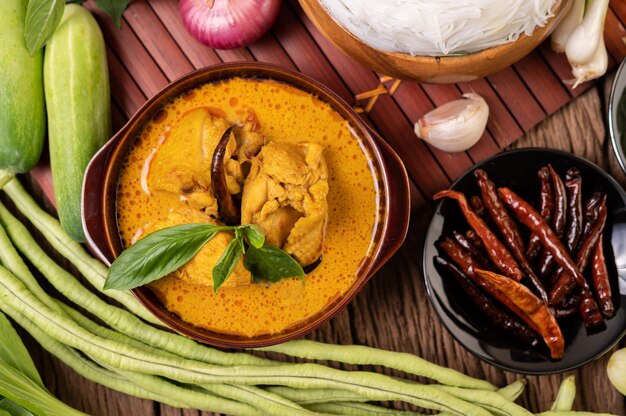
[320, 0, 558, 56]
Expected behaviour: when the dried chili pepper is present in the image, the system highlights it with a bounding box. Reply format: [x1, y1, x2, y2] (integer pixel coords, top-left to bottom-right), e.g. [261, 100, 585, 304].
[471, 195, 488, 221]
[553, 304, 578, 319]
[452, 230, 490, 269]
[474, 169, 547, 302]
[474, 269, 565, 359]
[465, 229, 484, 251]
[534, 166, 568, 282]
[527, 166, 553, 261]
[437, 237, 482, 278]
[578, 287, 604, 327]
[434, 256, 539, 346]
[581, 192, 602, 243]
[553, 293, 581, 319]
[550, 196, 607, 305]
[434, 190, 524, 281]
[549, 164, 567, 238]
[564, 168, 583, 252]
[497, 187, 586, 289]
[591, 235, 614, 318]
[544, 168, 584, 290]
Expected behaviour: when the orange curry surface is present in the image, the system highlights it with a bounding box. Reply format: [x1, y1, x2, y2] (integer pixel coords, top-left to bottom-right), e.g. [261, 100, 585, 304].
[117, 78, 379, 337]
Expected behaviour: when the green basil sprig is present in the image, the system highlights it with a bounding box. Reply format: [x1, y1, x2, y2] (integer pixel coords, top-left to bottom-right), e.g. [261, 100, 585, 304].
[105, 223, 305, 293]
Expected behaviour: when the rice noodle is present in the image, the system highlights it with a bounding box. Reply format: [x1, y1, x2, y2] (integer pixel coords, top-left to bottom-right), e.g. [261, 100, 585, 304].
[320, 0, 558, 56]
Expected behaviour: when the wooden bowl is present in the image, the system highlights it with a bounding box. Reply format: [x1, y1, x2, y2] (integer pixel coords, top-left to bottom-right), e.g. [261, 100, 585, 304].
[299, 0, 570, 83]
[81, 62, 410, 348]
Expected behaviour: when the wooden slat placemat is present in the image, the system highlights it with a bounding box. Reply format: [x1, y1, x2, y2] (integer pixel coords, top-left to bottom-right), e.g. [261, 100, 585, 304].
[80, 0, 626, 209]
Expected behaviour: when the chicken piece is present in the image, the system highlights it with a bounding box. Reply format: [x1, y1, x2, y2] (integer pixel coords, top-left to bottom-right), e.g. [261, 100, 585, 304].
[140, 208, 250, 289]
[241, 142, 328, 266]
[147, 108, 243, 214]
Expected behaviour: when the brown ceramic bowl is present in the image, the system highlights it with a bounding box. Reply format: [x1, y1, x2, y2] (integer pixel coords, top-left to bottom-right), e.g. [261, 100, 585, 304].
[299, 0, 570, 83]
[82, 62, 410, 348]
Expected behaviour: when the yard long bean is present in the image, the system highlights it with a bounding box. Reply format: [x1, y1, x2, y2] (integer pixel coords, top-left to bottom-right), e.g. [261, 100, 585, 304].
[257, 340, 495, 391]
[0, 201, 273, 368]
[2, 179, 160, 325]
[0, 264, 490, 416]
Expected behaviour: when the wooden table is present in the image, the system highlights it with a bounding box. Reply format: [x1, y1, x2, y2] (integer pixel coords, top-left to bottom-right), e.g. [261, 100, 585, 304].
[21, 2, 626, 415]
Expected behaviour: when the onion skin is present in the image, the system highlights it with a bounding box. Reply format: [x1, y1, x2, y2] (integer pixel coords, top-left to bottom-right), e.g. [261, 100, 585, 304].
[179, 0, 281, 49]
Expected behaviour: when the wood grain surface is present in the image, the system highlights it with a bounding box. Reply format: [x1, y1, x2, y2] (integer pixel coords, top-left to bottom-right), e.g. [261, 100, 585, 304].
[14, 1, 626, 415]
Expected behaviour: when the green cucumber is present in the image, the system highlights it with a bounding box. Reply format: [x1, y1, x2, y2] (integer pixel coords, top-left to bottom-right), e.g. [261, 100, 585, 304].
[0, 0, 46, 174]
[44, 4, 111, 242]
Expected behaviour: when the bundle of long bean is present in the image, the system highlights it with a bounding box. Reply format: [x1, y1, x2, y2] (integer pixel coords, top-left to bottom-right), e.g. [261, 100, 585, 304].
[0, 178, 616, 415]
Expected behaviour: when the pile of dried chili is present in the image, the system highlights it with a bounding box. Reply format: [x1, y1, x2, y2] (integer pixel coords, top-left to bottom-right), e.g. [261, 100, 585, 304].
[433, 165, 615, 360]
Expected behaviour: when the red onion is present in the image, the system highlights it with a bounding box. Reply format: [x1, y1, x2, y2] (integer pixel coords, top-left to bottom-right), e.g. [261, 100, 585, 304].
[179, 0, 281, 49]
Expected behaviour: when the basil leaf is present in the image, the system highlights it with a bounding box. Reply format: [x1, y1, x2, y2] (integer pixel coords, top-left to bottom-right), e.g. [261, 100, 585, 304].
[93, 0, 133, 27]
[244, 245, 305, 282]
[106, 224, 224, 291]
[234, 228, 246, 253]
[212, 238, 243, 292]
[24, 0, 65, 55]
[0, 313, 43, 389]
[243, 224, 265, 249]
[0, 398, 34, 416]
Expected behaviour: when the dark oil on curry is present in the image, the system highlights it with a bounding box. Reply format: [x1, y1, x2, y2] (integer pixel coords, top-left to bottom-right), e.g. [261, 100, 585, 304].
[116, 78, 380, 337]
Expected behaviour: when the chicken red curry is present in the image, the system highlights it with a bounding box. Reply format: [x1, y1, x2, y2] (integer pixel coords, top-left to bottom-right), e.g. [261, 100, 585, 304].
[116, 78, 379, 337]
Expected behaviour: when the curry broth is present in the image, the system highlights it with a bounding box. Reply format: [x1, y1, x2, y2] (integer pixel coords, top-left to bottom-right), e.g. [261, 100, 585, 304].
[117, 78, 380, 337]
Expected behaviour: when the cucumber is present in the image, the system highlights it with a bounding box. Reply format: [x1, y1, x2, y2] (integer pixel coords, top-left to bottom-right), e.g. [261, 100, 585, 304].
[0, 0, 46, 174]
[44, 4, 111, 242]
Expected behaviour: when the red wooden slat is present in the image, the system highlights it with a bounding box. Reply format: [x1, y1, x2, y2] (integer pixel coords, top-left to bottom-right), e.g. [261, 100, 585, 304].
[606, 9, 626, 64]
[248, 34, 298, 69]
[147, 0, 223, 68]
[88, 5, 167, 99]
[514, 51, 571, 114]
[537, 43, 588, 98]
[487, 67, 546, 131]
[106, 49, 147, 117]
[123, 1, 194, 81]
[612, 0, 626, 26]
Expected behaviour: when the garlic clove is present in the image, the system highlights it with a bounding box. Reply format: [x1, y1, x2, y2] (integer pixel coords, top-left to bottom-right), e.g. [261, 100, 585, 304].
[414, 93, 489, 153]
[608, 348, 626, 396]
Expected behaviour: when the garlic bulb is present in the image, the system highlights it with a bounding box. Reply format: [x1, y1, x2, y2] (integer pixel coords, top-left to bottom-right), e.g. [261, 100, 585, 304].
[608, 348, 626, 396]
[414, 93, 489, 153]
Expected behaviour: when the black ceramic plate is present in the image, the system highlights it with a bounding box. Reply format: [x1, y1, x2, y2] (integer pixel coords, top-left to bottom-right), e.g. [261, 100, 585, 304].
[422, 148, 626, 374]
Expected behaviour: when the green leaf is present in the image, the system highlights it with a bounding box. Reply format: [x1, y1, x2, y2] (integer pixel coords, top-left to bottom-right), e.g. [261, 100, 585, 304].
[243, 224, 265, 249]
[234, 228, 246, 253]
[93, 0, 133, 27]
[0, 398, 35, 416]
[106, 224, 226, 291]
[212, 238, 243, 292]
[24, 0, 65, 55]
[244, 244, 305, 283]
[0, 312, 44, 389]
[0, 362, 84, 416]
